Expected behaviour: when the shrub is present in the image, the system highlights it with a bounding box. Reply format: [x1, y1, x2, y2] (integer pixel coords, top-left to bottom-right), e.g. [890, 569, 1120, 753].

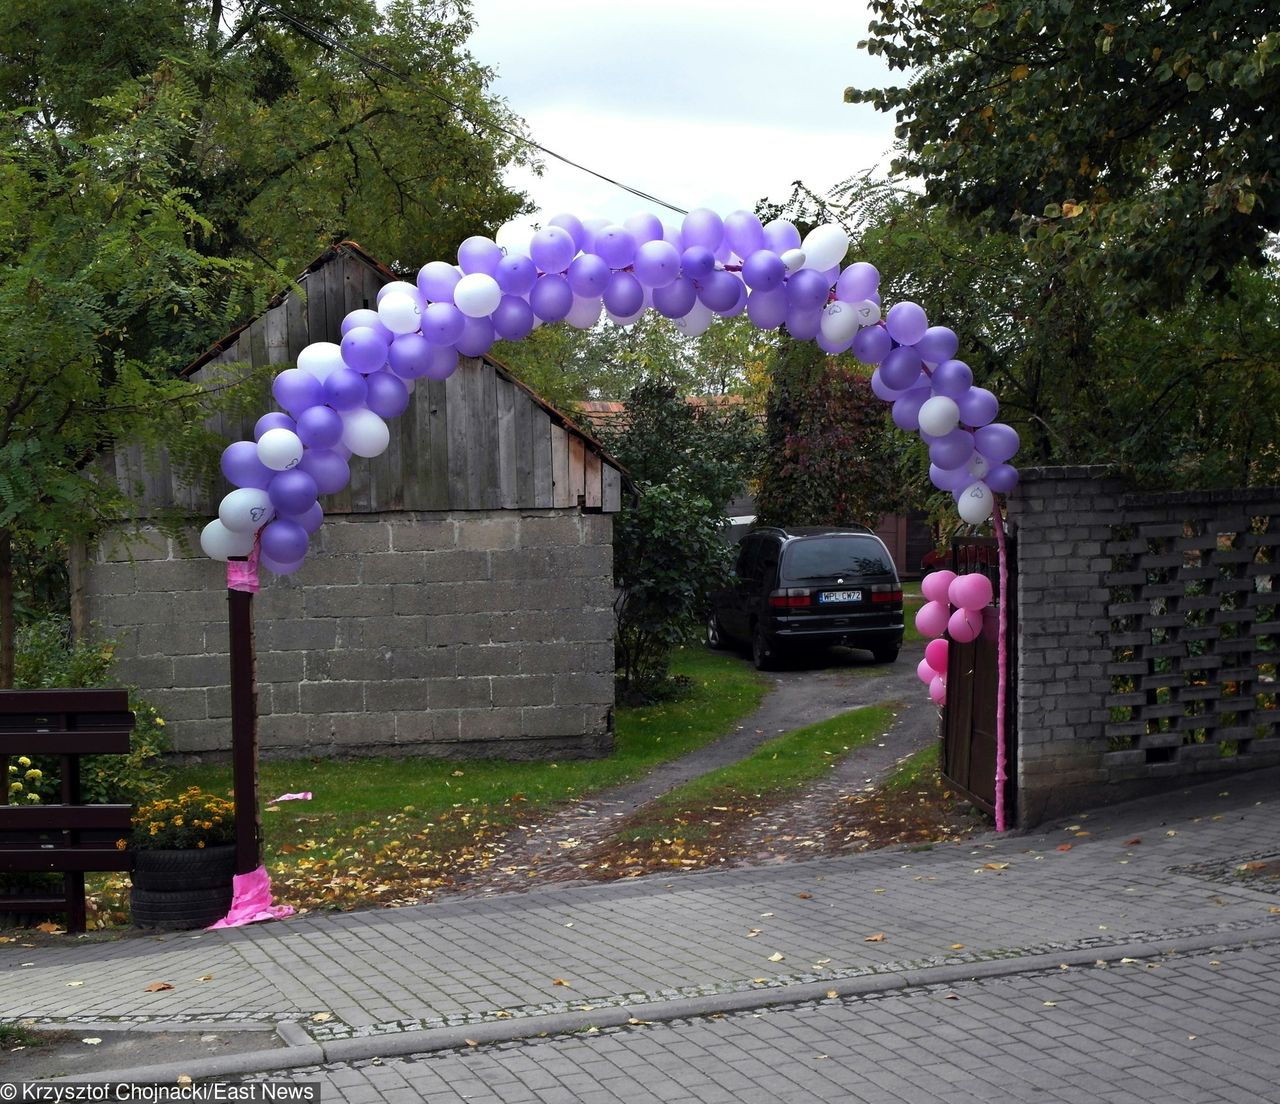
[131, 788, 235, 850]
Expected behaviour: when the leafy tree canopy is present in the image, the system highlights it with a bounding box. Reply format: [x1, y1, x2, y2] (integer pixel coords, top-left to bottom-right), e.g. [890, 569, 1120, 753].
[847, 1, 1280, 308]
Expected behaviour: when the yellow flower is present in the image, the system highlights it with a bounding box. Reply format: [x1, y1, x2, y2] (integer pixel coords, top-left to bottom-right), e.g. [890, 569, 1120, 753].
[24, 768, 41, 781]
[9, 781, 22, 794]
[197, 841, 206, 848]
[149, 823, 160, 835]
[26, 793, 40, 804]
[155, 718, 165, 727]
[116, 838, 128, 850]
[17, 756, 31, 768]
[172, 816, 184, 827]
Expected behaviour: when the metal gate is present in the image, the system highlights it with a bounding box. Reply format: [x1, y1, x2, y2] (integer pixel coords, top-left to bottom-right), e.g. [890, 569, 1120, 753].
[941, 536, 1016, 819]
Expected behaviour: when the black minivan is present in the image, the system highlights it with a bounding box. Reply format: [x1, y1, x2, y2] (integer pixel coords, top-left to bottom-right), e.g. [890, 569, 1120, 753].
[706, 526, 904, 669]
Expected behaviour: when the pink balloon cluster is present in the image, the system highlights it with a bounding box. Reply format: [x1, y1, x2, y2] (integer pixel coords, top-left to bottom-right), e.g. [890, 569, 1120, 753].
[914, 569, 996, 705]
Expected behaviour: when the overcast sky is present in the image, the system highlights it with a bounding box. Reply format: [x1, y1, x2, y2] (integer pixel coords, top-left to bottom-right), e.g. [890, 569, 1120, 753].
[464, 0, 900, 232]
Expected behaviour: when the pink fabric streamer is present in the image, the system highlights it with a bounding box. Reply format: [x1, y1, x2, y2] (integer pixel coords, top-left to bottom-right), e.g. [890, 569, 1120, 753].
[208, 865, 295, 929]
[268, 792, 312, 803]
[226, 537, 261, 594]
[993, 500, 1011, 832]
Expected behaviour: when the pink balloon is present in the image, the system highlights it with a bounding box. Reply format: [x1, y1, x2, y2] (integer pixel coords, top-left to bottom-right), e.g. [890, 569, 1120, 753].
[915, 600, 951, 638]
[949, 571, 994, 611]
[948, 607, 983, 643]
[929, 676, 947, 705]
[916, 658, 937, 685]
[921, 569, 957, 604]
[924, 638, 949, 673]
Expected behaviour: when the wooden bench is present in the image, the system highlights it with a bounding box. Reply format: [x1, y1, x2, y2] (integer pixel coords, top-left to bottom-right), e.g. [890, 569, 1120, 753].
[0, 689, 135, 932]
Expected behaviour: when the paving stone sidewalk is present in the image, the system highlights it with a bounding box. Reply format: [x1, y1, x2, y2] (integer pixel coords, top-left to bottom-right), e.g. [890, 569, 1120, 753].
[4, 765, 1278, 1082]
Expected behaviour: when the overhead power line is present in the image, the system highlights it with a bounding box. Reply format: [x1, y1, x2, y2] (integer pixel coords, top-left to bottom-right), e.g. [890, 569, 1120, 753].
[260, 4, 690, 216]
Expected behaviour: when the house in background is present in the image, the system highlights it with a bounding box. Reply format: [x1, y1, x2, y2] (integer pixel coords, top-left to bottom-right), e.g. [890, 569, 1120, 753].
[89, 242, 630, 762]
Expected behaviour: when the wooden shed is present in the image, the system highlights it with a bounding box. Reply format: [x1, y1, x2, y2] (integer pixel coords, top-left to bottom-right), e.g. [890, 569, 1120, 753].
[88, 243, 630, 762]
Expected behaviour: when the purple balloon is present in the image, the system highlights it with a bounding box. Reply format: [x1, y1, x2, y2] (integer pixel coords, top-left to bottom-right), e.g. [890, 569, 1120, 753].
[680, 246, 716, 281]
[298, 449, 350, 495]
[221, 441, 273, 489]
[272, 368, 324, 417]
[836, 262, 880, 302]
[785, 305, 822, 341]
[324, 368, 368, 411]
[388, 333, 434, 379]
[723, 211, 765, 258]
[495, 253, 537, 296]
[698, 270, 742, 312]
[929, 429, 976, 470]
[567, 254, 610, 297]
[880, 345, 925, 391]
[870, 368, 903, 402]
[593, 226, 636, 269]
[340, 327, 388, 374]
[817, 329, 852, 355]
[624, 212, 664, 244]
[652, 277, 697, 319]
[259, 553, 304, 576]
[579, 217, 609, 255]
[421, 302, 465, 346]
[930, 463, 972, 492]
[456, 316, 494, 357]
[294, 502, 324, 534]
[987, 463, 1020, 494]
[885, 301, 929, 345]
[786, 268, 830, 311]
[723, 280, 748, 318]
[975, 422, 1021, 463]
[457, 235, 502, 275]
[681, 208, 724, 251]
[932, 359, 974, 398]
[529, 226, 576, 274]
[633, 240, 680, 288]
[529, 274, 574, 321]
[492, 294, 536, 341]
[763, 219, 801, 255]
[891, 386, 932, 431]
[295, 404, 344, 449]
[746, 288, 788, 330]
[255, 412, 295, 440]
[741, 249, 785, 292]
[603, 271, 644, 317]
[340, 308, 393, 344]
[417, 261, 460, 303]
[957, 386, 999, 427]
[422, 345, 459, 381]
[915, 326, 959, 364]
[548, 212, 586, 251]
[261, 518, 308, 563]
[852, 325, 893, 365]
[268, 469, 319, 516]
[365, 370, 411, 419]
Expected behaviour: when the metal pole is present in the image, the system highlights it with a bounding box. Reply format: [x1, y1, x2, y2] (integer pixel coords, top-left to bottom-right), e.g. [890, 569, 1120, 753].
[227, 573, 261, 875]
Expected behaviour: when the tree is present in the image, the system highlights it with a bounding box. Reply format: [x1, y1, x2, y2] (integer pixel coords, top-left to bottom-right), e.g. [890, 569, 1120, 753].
[846, 1, 1280, 308]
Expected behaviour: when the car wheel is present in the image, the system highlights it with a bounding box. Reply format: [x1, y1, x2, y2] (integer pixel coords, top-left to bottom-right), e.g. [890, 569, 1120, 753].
[706, 610, 728, 650]
[871, 643, 900, 664]
[752, 624, 778, 671]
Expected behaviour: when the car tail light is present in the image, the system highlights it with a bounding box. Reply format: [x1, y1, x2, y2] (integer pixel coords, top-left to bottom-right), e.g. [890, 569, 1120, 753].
[870, 585, 902, 604]
[768, 588, 812, 609]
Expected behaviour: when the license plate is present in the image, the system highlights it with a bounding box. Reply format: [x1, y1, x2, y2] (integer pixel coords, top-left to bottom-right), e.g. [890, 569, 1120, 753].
[819, 590, 861, 604]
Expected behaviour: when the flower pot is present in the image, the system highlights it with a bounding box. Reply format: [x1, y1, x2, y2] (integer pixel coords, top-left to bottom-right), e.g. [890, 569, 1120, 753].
[130, 845, 235, 930]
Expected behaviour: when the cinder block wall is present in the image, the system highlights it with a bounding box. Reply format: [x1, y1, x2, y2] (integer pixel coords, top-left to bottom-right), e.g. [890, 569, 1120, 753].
[86, 510, 617, 761]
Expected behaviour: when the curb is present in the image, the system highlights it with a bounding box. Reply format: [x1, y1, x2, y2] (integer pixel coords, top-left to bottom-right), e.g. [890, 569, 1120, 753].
[55, 924, 1280, 1084]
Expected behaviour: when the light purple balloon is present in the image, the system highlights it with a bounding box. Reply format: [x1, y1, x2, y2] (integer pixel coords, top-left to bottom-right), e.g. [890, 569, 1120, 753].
[294, 502, 324, 534]
[624, 212, 664, 244]
[529, 226, 576, 274]
[852, 325, 893, 365]
[259, 553, 304, 576]
[836, 262, 880, 302]
[593, 226, 637, 270]
[261, 518, 308, 563]
[268, 468, 319, 516]
[496, 253, 537, 295]
[323, 368, 367, 411]
[652, 277, 697, 319]
[491, 294, 536, 341]
[891, 387, 932, 431]
[929, 429, 976, 470]
[420, 302, 465, 346]
[932, 359, 974, 398]
[958, 386, 999, 427]
[681, 208, 724, 252]
[885, 301, 929, 345]
[680, 246, 715, 281]
[421, 345, 459, 381]
[698, 270, 741, 313]
[295, 404, 344, 448]
[416, 261, 460, 303]
[746, 288, 788, 329]
[340, 308, 393, 344]
[255, 412, 295, 440]
[530, 274, 574, 321]
[298, 449, 350, 495]
[987, 463, 1020, 493]
[365, 370, 411, 418]
[785, 304, 822, 341]
[578, 217, 609, 255]
[548, 212, 586, 251]
[272, 369, 324, 417]
[817, 329, 852, 355]
[567, 254, 610, 297]
[741, 250, 784, 292]
[975, 422, 1020, 463]
[723, 211, 765, 258]
[763, 219, 801, 255]
[457, 235, 503, 275]
[221, 441, 273, 489]
[603, 271, 644, 317]
[915, 326, 959, 364]
[870, 368, 903, 402]
[880, 345, 924, 391]
[930, 463, 972, 492]
[723, 281, 748, 318]
[340, 327, 388, 374]
[786, 268, 830, 311]
[388, 333, 434, 379]
[456, 316, 494, 357]
[633, 240, 680, 288]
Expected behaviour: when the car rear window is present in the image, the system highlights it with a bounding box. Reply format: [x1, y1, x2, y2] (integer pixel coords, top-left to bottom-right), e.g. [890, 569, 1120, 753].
[781, 536, 896, 581]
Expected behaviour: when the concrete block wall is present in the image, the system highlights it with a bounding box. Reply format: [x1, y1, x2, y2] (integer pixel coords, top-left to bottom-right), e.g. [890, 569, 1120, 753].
[85, 510, 616, 761]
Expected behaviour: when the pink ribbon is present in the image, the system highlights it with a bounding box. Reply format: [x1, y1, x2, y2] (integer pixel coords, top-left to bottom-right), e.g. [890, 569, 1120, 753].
[226, 535, 261, 594]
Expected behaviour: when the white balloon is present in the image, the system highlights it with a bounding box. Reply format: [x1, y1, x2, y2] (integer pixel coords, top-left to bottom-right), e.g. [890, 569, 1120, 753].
[218, 488, 274, 533]
[341, 409, 390, 458]
[378, 290, 422, 335]
[918, 395, 961, 437]
[958, 481, 995, 524]
[852, 299, 881, 327]
[296, 341, 344, 382]
[453, 273, 503, 319]
[257, 428, 304, 471]
[376, 279, 419, 305]
[200, 518, 256, 560]
[820, 302, 860, 346]
[673, 301, 714, 337]
[800, 223, 850, 272]
[566, 295, 602, 330]
[966, 453, 991, 480]
[606, 308, 645, 328]
[494, 220, 531, 256]
[780, 248, 807, 274]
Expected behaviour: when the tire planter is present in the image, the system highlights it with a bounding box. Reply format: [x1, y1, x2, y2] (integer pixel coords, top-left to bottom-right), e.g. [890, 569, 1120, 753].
[130, 845, 235, 930]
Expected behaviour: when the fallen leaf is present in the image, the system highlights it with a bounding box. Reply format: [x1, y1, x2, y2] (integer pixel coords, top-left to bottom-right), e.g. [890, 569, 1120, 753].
[627, 1017, 650, 1025]
[35, 922, 64, 934]
[1043, 1001, 1057, 1008]
[950, 944, 965, 951]
[943, 993, 960, 1001]
[1074, 831, 1090, 838]
[1166, 830, 1177, 837]
[1268, 907, 1280, 915]
[464, 1039, 479, 1047]
[873, 888, 886, 894]
[983, 862, 1010, 871]
[176, 1076, 193, 1086]
[66, 981, 85, 988]
[311, 1012, 332, 1023]
[768, 952, 785, 962]
[1120, 957, 1139, 965]
[144, 982, 174, 993]
[1056, 844, 1073, 852]
[864, 933, 886, 943]
[1188, 1035, 1197, 1041]
[751, 978, 768, 984]
[82, 1038, 101, 1046]
[746, 929, 762, 938]
[552, 978, 572, 987]
[197, 974, 214, 983]
[1125, 838, 1142, 846]
[493, 1011, 512, 1019]
[797, 892, 813, 900]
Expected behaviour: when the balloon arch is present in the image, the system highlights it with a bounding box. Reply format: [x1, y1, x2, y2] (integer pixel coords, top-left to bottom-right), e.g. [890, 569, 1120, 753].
[200, 208, 1019, 829]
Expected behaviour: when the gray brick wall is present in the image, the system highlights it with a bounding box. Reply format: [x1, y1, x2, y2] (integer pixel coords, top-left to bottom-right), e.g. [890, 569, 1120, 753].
[85, 510, 616, 762]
